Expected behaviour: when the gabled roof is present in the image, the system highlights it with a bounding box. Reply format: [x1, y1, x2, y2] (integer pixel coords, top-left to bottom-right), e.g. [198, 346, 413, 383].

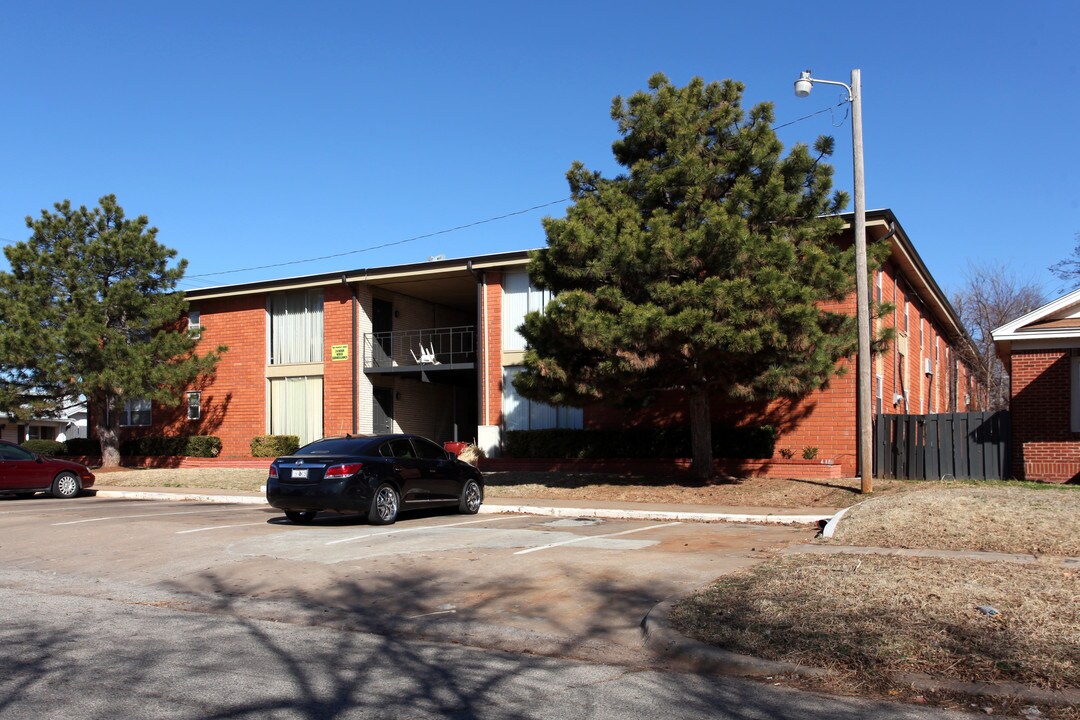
[991, 287, 1080, 366]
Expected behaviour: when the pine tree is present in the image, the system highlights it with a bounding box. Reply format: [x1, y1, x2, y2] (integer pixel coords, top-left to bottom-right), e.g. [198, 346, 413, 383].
[0, 195, 225, 466]
[515, 73, 861, 479]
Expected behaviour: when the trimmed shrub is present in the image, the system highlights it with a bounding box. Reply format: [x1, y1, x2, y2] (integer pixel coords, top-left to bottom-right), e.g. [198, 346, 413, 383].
[250, 435, 300, 457]
[503, 425, 776, 460]
[185, 436, 222, 458]
[62, 437, 99, 456]
[118, 435, 222, 457]
[22, 439, 65, 456]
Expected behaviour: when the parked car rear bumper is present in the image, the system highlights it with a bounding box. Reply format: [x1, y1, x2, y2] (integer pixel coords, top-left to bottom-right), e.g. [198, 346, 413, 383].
[266, 476, 375, 513]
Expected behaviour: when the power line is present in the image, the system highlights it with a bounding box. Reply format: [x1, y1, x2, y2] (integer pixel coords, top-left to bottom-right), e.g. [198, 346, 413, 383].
[183, 197, 572, 280]
[770, 99, 848, 131]
[6, 101, 848, 288]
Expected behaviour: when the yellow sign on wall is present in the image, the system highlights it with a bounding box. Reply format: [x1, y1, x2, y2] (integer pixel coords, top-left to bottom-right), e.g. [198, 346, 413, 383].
[331, 344, 349, 361]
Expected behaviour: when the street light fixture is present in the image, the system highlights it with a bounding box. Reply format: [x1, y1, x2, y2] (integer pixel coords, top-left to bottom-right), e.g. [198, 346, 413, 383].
[794, 68, 872, 494]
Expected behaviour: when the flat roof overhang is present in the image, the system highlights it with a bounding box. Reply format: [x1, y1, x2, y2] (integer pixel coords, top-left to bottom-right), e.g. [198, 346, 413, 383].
[186, 249, 533, 311]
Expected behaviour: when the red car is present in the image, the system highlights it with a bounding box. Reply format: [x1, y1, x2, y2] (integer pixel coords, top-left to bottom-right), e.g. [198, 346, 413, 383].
[0, 440, 96, 498]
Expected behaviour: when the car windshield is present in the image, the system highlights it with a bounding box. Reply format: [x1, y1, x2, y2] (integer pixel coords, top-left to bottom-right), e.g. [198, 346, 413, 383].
[293, 438, 380, 456]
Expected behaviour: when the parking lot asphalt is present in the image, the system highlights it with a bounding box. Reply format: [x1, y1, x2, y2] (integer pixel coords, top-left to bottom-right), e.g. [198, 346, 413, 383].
[0, 491, 821, 665]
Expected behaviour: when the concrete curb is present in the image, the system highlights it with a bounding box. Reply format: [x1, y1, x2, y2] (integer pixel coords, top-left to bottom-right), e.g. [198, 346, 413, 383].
[480, 503, 832, 526]
[889, 672, 1080, 706]
[93, 489, 836, 525]
[641, 594, 826, 678]
[95, 490, 267, 505]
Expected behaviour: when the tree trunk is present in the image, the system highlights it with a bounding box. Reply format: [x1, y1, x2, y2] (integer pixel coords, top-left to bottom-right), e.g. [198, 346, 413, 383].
[95, 394, 122, 468]
[688, 388, 714, 480]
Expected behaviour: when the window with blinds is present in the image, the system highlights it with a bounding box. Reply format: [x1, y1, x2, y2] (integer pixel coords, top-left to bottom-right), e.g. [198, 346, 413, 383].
[502, 366, 583, 431]
[269, 376, 323, 446]
[269, 290, 324, 365]
[502, 270, 553, 352]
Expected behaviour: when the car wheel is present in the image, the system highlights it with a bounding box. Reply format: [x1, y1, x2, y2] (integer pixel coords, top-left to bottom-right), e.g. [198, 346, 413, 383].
[51, 472, 81, 499]
[368, 483, 400, 525]
[459, 479, 482, 515]
[284, 509, 318, 524]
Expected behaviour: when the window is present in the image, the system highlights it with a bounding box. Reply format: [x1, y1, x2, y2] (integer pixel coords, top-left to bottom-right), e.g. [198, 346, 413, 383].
[121, 399, 151, 427]
[269, 376, 323, 446]
[875, 270, 882, 305]
[27, 425, 56, 441]
[0, 444, 34, 461]
[411, 437, 446, 460]
[875, 373, 883, 414]
[269, 290, 324, 365]
[387, 438, 416, 458]
[187, 392, 201, 421]
[901, 283, 909, 334]
[188, 309, 200, 329]
[502, 366, 583, 431]
[502, 270, 553, 352]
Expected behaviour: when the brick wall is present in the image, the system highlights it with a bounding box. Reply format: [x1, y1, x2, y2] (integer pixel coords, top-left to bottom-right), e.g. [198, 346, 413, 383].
[483, 271, 503, 426]
[1010, 349, 1080, 482]
[323, 284, 355, 437]
[150, 294, 268, 457]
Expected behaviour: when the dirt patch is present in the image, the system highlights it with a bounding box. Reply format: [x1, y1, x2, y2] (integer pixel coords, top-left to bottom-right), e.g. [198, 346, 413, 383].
[672, 553, 1080, 701]
[482, 472, 907, 508]
[832, 485, 1080, 556]
[92, 468, 896, 508]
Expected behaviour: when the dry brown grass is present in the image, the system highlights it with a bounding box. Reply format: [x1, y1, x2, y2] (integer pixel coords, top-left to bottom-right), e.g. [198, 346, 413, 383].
[672, 553, 1080, 692]
[832, 485, 1080, 556]
[93, 467, 895, 507]
[93, 467, 268, 492]
[482, 472, 906, 508]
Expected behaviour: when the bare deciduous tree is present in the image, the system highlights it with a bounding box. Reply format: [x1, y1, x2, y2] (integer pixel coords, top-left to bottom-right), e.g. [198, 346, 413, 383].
[1050, 232, 1080, 291]
[952, 262, 1044, 411]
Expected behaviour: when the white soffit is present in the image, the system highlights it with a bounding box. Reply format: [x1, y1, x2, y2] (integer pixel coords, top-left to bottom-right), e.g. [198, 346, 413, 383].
[992, 287, 1080, 341]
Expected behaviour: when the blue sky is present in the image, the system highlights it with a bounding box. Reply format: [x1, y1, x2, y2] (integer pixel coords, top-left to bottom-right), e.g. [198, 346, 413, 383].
[2, 1, 1077, 300]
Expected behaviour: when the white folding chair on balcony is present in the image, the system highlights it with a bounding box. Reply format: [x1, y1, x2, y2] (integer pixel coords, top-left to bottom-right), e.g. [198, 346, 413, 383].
[410, 344, 440, 365]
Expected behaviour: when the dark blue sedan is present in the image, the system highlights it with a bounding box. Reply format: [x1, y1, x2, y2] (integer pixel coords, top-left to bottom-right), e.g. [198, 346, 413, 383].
[267, 434, 483, 525]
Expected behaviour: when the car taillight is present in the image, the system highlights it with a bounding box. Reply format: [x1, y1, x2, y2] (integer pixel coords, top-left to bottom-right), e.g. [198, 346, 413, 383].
[324, 463, 363, 478]
[269, 465, 279, 479]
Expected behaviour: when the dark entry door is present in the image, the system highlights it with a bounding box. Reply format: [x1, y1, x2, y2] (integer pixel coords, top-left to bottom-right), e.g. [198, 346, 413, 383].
[373, 386, 394, 435]
[372, 298, 393, 365]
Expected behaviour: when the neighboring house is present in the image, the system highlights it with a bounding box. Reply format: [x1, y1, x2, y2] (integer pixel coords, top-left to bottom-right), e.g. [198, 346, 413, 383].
[0, 400, 87, 444]
[116, 208, 981, 477]
[992, 288, 1080, 483]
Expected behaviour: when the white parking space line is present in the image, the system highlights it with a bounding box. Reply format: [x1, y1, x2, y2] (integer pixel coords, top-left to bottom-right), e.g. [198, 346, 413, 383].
[176, 522, 268, 535]
[513, 521, 682, 555]
[325, 515, 524, 546]
[0, 500, 144, 515]
[0, 498, 240, 516]
[52, 506, 242, 526]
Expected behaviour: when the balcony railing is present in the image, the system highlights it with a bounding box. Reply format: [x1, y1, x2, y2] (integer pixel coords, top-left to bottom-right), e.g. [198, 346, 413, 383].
[362, 325, 476, 370]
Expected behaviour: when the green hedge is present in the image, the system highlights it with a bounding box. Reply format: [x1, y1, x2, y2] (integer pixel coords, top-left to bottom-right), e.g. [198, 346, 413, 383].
[250, 435, 300, 457]
[62, 437, 100, 456]
[21, 439, 65, 456]
[119, 435, 222, 458]
[503, 426, 776, 460]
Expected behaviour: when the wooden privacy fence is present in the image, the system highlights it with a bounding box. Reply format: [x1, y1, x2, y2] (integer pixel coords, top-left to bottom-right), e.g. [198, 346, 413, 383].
[874, 412, 1012, 481]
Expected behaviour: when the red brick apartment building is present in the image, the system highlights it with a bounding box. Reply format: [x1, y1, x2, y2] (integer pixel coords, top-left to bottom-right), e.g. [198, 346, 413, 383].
[993, 288, 1080, 482]
[127, 209, 981, 477]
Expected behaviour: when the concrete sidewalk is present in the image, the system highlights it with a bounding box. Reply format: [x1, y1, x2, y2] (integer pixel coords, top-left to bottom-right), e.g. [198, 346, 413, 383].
[90, 484, 841, 526]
